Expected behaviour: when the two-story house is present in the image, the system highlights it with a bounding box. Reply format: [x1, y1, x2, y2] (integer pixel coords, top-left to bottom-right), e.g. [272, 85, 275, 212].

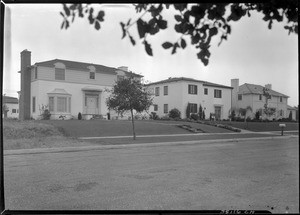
[231, 79, 290, 120]
[18, 49, 142, 120]
[146, 77, 233, 120]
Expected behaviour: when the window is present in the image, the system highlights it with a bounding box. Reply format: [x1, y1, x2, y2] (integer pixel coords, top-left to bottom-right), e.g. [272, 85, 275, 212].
[280, 96, 282, 102]
[164, 86, 168, 95]
[55, 68, 65, 80]
[214, 89, 222, 98]
[190, 103, 198, 113]
[69, 97, 71, 112]
[259, 94, 262, 100]
[154, 104, 158, 111]
[12, 109, 16, 113]
[90, 72, 95, 79]
[155, 87, 160, 96]
[238, 94, 242, 100]
[32, 97, 36, 113]
[279, 110, 284, 116]
[204, 88, 208, 95]
[188, 85, 197, 94]
[164, 104, 168, 113]
[57, 97, 67, 112]
[49, 97, 54, 111]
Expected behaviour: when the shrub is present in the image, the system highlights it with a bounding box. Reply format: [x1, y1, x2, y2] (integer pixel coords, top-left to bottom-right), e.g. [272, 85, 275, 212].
[255, 111, 260, 120]
[41, 109, 51, 120]
[186, 103, 191, 119]
[150, 112, 158, 120]
[169, 108, 181, 119]
[78, 112, 82, 120]
[288, 111, 293, 121]
[190, 113, 199, 121]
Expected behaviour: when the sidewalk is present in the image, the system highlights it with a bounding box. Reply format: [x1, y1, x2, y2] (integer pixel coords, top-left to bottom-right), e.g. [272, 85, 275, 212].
[4, 132, 298, 156]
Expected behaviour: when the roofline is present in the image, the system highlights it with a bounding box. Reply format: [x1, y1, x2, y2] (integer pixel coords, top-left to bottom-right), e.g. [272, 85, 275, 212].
[146, 77, 232, 89]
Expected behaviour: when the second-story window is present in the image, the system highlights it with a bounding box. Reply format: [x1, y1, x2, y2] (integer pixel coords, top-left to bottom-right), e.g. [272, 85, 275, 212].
[90, 72, 95, 79]
[55, 68, 65, 80]
[164, 86, 168, 95]
[188, 85, 197, 94]
[155, 87, 160, 96]
[238, 94, 242, 100]
[214, 89, 222, 98]
[204, 88, 208, 95]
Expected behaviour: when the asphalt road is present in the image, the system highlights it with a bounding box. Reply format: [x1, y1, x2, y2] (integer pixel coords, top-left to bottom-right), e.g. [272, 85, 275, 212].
[4, 137, 299, 213]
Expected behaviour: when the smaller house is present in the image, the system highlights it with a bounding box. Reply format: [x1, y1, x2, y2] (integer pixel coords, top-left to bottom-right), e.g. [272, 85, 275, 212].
[231, 79, 290, 120]
[146, 77, 232, 120]
[2, 96, 19, 118]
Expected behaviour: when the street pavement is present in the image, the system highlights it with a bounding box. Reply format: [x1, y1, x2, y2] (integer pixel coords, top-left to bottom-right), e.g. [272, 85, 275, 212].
[4, 135, 299, 213]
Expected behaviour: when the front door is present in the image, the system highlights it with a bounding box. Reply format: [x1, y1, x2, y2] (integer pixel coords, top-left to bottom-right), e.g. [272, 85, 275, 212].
[215, 106, 221, 120]
[86, 96, 98, 114]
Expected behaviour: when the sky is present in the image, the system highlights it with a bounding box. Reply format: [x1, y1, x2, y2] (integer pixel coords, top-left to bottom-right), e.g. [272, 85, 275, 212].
[3, 3, 298, 106]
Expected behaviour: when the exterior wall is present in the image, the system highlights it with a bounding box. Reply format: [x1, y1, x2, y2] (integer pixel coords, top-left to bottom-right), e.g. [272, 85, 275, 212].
[4, 103, 19, 118]
[30, 80, 112, 120]
[148, 81, 232, 120]
[237, 93, 288, 119]
[35, 66, 116, 87]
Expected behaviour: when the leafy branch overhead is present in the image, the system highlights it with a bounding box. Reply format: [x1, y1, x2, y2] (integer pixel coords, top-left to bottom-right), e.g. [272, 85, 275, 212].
[60, 3, 298, 66]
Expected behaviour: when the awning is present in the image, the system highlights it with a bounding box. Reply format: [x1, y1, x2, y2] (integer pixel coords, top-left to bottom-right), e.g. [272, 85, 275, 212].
[47, 88, 71, 95]
[81, 87, 102, 92]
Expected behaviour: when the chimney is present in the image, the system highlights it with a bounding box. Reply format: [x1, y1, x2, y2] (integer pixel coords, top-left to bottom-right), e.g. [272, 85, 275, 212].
[265, 84, 272, 90]
[231, 79, 239, 110]
[117, 66, 128, 72]
[19, 49, 31, 120]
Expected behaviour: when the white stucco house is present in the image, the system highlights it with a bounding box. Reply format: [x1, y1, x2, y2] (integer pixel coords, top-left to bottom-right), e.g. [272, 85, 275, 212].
[146, 77, 233, 120]
[231, 79, 294, 120]
[2, 96, 19, 119]
[18, 49, 142, 120]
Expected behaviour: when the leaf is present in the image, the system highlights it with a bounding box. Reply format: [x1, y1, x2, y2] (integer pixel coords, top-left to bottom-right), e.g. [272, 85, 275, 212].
[157, 19, 167, 29]
[268, 20, 273, 30]
[137, 18, 146, 38]
[96, 10, 105, 22]
[171, 43, 179, 54]
[63, 4, 70, 17]
[181, 38, 186, 49]
[162, 42, 173, 49]
[120, 22, 126, 39]
[95, 21, 100, 30]
[129, 35, 136, 45]
[174, 15, 182, 22]
[144, 41, 153, 56]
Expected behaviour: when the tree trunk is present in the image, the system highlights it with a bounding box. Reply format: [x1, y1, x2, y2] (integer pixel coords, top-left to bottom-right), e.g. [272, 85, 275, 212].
[130, 108, 136, 140]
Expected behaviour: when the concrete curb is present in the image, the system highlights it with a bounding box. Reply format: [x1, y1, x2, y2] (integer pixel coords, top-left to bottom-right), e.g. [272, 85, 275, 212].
[4, 135, 298, 156]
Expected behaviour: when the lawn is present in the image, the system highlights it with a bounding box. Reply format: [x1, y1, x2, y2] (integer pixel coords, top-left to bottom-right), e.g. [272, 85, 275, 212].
[2, 119, 94, 150]
[218, 121, 299, 132]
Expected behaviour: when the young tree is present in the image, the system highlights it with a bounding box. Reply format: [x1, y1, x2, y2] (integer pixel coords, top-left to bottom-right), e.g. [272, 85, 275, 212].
[199, 104, 203, 120]
[186, 103, 191, 119]
[60, 3, 298, 66]
[106, 77, 153, 140]
[2, 104, 9, 119]
[262, 87, 276, 119]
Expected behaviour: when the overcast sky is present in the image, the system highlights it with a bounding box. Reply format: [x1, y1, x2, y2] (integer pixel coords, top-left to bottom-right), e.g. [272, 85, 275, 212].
[3, 4, 298, 106]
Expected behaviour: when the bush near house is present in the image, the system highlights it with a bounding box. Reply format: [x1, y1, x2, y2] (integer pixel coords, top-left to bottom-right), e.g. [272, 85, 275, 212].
[169, 108, 181, 119]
